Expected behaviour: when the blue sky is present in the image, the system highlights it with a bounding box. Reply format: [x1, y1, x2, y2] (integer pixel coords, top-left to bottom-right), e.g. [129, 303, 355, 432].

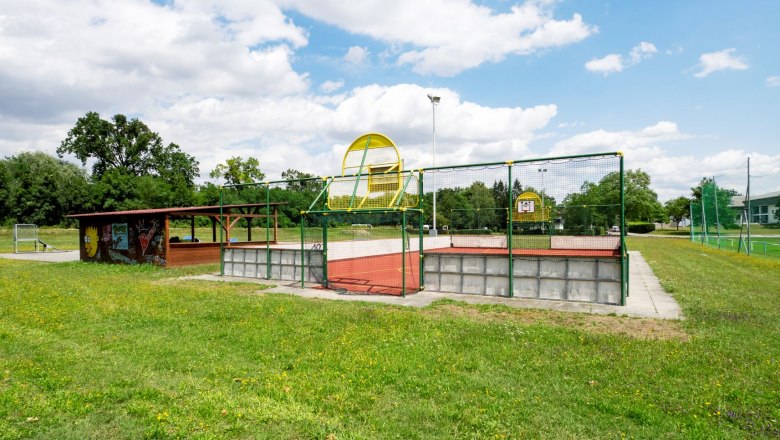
[1, 0, 778, 199]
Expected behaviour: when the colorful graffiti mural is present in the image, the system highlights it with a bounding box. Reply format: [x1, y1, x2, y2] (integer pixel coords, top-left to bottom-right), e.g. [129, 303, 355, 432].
[79, 215, 166, 265]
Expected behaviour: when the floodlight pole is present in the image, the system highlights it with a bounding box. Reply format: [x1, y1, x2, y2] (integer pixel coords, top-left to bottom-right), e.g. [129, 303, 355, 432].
[428, 94, 440, 235]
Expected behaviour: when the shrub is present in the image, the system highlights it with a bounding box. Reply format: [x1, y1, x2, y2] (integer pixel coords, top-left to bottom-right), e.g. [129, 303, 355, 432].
[627, 222, 656, 234]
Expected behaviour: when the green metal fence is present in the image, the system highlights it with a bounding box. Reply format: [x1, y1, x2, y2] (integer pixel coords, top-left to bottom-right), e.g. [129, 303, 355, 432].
[219, 151, 628, 304]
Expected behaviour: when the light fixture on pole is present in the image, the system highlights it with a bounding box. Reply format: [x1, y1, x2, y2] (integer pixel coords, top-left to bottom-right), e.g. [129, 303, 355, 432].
[427, 93, 440, 236]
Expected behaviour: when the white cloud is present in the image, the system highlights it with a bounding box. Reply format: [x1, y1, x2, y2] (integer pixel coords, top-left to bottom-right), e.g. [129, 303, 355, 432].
[693, 48, 749, 78]
[585, 54, 624, 75]
[550, 121, 780, 200]
[286, 1, 596, 76]
[585, 41, 657, 75]
[320, 80, 345, 93]
[766, 76, 780, 87]
[0, 0, 309, 125]
[628, 41, 657, 63]
[147, 84, 558, 178]
[344, 46, 369, 64]
[0, 1, 561, 182]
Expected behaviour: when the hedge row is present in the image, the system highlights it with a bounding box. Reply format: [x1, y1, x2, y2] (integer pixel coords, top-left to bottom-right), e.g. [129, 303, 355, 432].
[627, 222, 656, 234]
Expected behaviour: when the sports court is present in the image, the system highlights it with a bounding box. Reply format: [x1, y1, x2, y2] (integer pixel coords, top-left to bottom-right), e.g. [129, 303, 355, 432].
[220, 132, 630, 305]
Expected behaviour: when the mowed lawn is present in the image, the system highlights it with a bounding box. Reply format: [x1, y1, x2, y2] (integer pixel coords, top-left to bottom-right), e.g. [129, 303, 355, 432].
[0, 238, 778, 438]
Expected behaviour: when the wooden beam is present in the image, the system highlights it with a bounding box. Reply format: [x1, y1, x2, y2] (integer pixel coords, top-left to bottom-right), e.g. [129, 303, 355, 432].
[165, 215, 171, 266]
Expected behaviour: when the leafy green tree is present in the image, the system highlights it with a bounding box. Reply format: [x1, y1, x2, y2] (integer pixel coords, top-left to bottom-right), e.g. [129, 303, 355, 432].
[282, 169, 320, 192]
[690, 178, 739, 230]
[491, 180, 510, 230]
[664, 196, 691, 230]
[465, 182, 497, 229]
[58, 112, 199, 185]
[209, 156, 265, 186]
[0, 152, 91, 226]
[776, 198, 780, 222]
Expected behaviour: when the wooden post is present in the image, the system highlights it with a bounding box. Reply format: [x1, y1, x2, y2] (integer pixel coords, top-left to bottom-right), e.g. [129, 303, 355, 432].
[190, 216, 195, 242]
[165, 215, 171, 267]
[211, 217, 217, 242]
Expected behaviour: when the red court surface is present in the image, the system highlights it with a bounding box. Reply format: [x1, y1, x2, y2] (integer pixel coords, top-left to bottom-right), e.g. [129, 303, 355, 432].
[325, 247, 620, 295]
[327, 251, 420, 295]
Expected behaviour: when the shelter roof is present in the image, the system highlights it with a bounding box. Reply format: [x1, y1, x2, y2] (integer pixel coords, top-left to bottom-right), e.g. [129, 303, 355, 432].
[66, 203, 284, 218]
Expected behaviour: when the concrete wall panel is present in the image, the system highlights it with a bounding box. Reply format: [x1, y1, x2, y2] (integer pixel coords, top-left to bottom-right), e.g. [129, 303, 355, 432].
[539, 279, 566, 300]
[485, 258, 509, 276]
[513, 277, 538, 298]
[440, 255, 461, 272]
[597, 282, 621, 304]
[462, 256, 485, 274]
[568, 260, 596, 279]
[567, 280, 597, 302]
[540, 260, 566, 278]
[485, 276, 509, 296]
[462, 275, 484, 294]
[513, 258, 538, 277]
[598, 260, 620, 280]
[440, 274, 461, 292]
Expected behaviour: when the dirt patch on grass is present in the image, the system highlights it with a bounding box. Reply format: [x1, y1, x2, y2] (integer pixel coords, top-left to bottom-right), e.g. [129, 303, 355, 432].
[427, 303, 690, 342]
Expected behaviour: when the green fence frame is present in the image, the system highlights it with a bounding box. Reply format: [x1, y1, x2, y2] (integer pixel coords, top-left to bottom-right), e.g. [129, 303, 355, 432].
[219, 151, 626, 305]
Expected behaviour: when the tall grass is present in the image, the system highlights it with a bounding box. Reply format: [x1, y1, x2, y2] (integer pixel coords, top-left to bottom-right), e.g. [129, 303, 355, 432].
[0, 238, 778, 438]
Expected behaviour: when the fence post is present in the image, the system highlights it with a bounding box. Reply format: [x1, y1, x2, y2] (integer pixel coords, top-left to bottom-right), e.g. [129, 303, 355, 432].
[322, 213, 329, 288]
[418, 170, 425, 290]
[507, 163, 514, 298]
[402, 209, 407, 298]
[219, 187, 224, 276]
[620, 153, 626, 306]
[266, 183, 271, 280]
[300, 213, 305, 287]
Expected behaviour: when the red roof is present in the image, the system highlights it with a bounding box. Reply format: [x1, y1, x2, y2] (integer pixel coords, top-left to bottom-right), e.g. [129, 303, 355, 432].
[66, 203, 285, 218]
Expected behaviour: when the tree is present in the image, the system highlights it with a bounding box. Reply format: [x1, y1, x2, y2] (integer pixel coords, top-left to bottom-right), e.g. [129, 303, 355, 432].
[664, 196, 691, 230]
[58, 112, 199, 185]
[690, 178, 739, 230]
[282, 169, 320, 192]
[776, 198, 780, 222]
[465, 182, 497, 229]
[209, 156, 265, 186]
[0, 152, 91, 226]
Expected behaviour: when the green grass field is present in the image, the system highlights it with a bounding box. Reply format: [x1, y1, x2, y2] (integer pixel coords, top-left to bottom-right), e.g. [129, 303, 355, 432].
[650, 224, 780, 236]
[1, 238, 778, 438]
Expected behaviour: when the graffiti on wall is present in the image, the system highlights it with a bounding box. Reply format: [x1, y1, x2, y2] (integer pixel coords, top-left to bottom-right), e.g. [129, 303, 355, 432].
[84, 226, 98, 257]
[112, 223, 128, 250]
[81, 215, 166, 265]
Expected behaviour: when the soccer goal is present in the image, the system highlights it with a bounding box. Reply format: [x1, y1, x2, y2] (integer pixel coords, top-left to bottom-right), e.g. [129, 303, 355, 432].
[13, 224, 62, 253]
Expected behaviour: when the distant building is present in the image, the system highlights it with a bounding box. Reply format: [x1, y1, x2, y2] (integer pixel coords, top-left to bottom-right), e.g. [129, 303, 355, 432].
[730, 191, 780, 225]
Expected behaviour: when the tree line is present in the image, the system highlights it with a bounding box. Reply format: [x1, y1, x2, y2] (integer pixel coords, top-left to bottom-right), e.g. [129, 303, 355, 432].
[1, 111, 714, 229]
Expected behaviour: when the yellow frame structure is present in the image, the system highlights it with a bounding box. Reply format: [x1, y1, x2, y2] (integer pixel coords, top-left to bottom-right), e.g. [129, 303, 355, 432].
[512, 191, 551, 223]
[328, 133, 417, 210]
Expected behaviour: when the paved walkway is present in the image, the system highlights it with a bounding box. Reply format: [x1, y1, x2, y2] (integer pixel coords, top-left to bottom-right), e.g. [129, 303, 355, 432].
[185, 250, 683, 320]
[0, 250, 80, 263]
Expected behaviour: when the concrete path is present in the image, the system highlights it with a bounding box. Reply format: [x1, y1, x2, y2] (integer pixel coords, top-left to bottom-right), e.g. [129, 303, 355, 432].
[185, 250, 683, 320]
[0, 250, 80, 263]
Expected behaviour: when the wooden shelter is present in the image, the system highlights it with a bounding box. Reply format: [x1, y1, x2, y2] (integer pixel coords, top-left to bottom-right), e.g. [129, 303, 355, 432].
[67, 203, 284, 267]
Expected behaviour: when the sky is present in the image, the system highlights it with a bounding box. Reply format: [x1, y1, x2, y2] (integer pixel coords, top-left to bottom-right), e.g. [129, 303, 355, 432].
[1, 0, 779, 200]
